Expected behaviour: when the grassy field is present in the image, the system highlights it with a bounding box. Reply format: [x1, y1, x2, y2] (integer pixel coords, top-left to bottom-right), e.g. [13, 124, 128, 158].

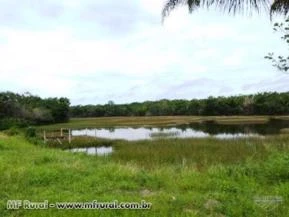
[1, 133, 289, 217]
[38, 116, 289, 130]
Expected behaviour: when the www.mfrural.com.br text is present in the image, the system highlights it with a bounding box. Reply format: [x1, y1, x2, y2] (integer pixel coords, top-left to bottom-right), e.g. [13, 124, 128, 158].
[7, 200, 152, 210]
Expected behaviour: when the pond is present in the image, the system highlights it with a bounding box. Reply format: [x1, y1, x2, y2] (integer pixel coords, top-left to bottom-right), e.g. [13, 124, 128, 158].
[71, 119, 289, 141]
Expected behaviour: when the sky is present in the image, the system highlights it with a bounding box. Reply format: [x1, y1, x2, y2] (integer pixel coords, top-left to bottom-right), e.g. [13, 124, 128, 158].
[0, 0, 288, 105]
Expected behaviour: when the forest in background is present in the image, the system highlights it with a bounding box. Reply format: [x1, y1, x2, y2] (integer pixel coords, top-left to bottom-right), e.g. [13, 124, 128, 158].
[1, 91, 289, 130]
[71, 92, 289, 117]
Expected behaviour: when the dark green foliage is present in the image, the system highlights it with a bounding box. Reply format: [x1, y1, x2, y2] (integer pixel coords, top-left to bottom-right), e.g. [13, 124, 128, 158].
[0, 118, 28, 130]
[42, 97, 70, 122]
[25, 127, 36, 138]
[70, 91, 289, 117]
[4, 127, 22, 136]
[0, 92, 70, 130]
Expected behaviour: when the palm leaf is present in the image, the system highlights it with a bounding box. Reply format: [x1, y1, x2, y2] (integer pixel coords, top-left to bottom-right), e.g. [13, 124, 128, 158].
[162, 0, 287, 19]
[162, 0, 201, 19]
[270, 0, 289, 16]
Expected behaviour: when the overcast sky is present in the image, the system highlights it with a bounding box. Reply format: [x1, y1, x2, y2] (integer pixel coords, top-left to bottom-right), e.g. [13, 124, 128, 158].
[0, 0, 288, 105]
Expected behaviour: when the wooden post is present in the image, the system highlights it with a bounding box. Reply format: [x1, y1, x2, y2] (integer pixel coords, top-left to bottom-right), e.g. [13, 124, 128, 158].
[60, 128, 63, 137]
[95, 129, 97, 139]
[43, 130, 46, 143]
[56, 138, 62, 145]
[68, 129, 71, 144]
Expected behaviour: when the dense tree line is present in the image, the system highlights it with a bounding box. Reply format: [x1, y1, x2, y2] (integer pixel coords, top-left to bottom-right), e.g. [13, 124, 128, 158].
[2, 91, 288, 130]
[0, 92, 70, 130]
[70, 92, 289, 118]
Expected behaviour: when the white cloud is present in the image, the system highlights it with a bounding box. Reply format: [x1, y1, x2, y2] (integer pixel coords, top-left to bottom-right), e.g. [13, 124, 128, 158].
[0, 0, 287, 104]
[223, 49, 245, 67]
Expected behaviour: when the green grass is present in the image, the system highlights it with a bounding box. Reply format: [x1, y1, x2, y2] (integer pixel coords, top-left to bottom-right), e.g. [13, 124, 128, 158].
[37, 116, 289, 130]
[1, 133, 289, 216]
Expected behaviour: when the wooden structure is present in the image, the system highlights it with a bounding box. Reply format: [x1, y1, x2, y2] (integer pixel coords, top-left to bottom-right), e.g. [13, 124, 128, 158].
[43, 128, 72, 144]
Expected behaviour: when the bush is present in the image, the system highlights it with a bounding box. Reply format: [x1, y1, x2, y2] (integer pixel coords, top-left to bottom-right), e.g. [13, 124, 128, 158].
[25, 127, 36, 138]
[262, 153, 289, 182]
[4, 127, 21, 136]
[25, 127, 37, 138]
[0, 118, 29, 130]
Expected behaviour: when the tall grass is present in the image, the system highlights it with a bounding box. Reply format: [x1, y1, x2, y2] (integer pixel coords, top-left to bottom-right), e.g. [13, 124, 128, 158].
[46, 133, 289, 170]
[111, 136, 289, 169]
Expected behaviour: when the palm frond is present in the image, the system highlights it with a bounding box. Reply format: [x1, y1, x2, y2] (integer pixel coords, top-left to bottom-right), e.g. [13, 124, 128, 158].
[162, 0, 281, 19]
[162, 0, 201, 20]
[212, 0, 267, 14]
[270, 0, 289, 17]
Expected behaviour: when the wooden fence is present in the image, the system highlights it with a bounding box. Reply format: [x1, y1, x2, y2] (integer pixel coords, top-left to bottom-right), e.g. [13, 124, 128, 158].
[43, 128, 72, 144]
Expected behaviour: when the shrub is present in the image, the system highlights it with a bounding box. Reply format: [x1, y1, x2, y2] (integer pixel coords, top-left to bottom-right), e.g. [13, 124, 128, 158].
[0, 118, 28, 130]
[25, 127, 37, 138]
[4, 126, 21, 136]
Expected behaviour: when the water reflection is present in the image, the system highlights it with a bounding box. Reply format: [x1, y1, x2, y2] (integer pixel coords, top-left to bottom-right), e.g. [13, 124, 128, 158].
[187, 119, 289, 135]
[71, 119, 289, 141]
[72, 127, 258, 141]
[70, 146, 113, 156]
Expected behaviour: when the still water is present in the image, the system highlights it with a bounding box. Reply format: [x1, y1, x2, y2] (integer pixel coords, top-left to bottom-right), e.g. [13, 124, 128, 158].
[72, 127, 259, 140]
[72, 120, 289, 141]
[70, 146, 113, 156]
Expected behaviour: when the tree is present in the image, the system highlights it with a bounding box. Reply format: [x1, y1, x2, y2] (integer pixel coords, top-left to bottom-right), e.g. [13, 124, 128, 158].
[43, 97, 70, 122]
[162, 0, 288, 19]
[265, 18, 289, 72]
[243, 95, 254, 115]
[0, 92, 70, 129]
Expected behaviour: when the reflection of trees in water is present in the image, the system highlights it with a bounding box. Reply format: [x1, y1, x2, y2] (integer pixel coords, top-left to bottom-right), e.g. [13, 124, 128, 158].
[175, 124, 188, 132]
[150, 131, 180, 138]
[100, 119, 289, 136]
[175, 119, 289, 135]
[107, 127, 115, 132]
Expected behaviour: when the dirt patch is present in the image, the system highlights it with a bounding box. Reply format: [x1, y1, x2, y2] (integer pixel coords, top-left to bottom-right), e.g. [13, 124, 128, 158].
[140, 189, 155, 197]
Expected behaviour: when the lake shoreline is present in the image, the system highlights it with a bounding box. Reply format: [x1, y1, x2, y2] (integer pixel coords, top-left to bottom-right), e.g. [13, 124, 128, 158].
[38, 115, 289, 130]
